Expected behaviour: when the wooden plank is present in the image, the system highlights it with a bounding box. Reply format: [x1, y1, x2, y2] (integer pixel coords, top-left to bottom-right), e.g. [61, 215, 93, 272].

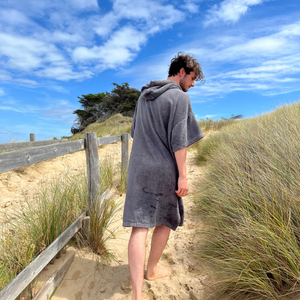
[0, 212, 86, 300]
[81, 216, 91, 241]
[33, 252, 75, 300]
[85, 132, 101, 208]
[0, 139, 84, 174]
[121, 133, 129, 174]
[0, 139, 68, 152]
[97, 135, 121, 146]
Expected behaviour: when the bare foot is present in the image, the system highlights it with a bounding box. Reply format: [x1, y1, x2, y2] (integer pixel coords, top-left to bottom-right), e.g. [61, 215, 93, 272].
[145, 267, 172, 281]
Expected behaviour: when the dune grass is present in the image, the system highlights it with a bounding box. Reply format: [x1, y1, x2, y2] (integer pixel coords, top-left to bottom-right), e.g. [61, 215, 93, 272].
[194, 102, 300, 299]
[190, 118, 238, 153]
[198, 118, 237, 133]
[0, 164, 121, 295]
[193, 131, 228, 164]
[69, 114, 132, 141]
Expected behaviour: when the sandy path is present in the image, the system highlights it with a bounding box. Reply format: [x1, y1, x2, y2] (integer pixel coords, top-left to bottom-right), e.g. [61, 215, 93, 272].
[0, 141, 215, 300]
[50, 147, 210, 300]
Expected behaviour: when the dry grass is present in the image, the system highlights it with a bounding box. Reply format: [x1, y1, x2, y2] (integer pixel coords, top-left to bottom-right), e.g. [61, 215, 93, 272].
[0, 163, 121, 296]
[198, 118, 237, 132]
[194, 102, 300, 299]
[69, 114, 132, 141]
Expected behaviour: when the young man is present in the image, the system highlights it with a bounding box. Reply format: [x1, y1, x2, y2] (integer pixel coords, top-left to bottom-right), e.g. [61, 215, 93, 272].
[123, 52, 205, 300]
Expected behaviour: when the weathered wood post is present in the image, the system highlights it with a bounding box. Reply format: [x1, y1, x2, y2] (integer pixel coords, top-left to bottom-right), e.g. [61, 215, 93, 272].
[121, 133, 129, 175]
[85, 132, 101, 212]
[30, 133, 35, 141]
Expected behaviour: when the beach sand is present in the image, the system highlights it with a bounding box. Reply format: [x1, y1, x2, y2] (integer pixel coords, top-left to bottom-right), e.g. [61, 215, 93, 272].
[0, 140, 214, 299]
[4, 139, 294, 300]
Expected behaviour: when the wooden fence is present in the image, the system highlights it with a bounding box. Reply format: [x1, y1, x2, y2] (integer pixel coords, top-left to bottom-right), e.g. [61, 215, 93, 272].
[0, 133, 69, 152]
[0, 132, 131, 300]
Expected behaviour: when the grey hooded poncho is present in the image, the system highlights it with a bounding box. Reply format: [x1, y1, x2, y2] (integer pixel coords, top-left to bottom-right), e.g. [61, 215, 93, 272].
[122, 80, 204, 231]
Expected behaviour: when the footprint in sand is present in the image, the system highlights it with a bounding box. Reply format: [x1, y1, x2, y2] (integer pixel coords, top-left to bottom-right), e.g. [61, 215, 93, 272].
[71, 270, 81, 280]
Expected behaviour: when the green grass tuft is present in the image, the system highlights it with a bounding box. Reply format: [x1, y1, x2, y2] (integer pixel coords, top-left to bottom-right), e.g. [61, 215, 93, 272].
[0, 164, 120, 294]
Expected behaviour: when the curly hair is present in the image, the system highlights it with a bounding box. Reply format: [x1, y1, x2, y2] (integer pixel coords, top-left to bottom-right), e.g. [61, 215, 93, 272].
[168, 52, 205, 82]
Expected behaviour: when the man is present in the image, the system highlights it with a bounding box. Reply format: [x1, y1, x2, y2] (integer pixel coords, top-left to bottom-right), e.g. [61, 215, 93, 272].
[123, 52, 205, 300]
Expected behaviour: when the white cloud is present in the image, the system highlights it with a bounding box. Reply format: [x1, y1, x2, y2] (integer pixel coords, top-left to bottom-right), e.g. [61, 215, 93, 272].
[36, 66, 93, 81]
[0, 105, 25, 113]
[73, 26, 147, 68]
[204, 0, 268, 26]
[0, 88, 5, 96]
[93, 12, 120, 38]
[14, 79, 39, 86]
[0, 0, 186, 83]
[0, 98, 76, 127]
[122, 19, 300, 98]
[0, 32, 65, 71]
[0, 32, 93, 81]
[197, 114, 220, 119]
[35, 100, 76, 119]
[181, 0, 200, 13]
[0, 9, 32, 27]
[46, 85, 69, 93]
[93, 0, 185, 38]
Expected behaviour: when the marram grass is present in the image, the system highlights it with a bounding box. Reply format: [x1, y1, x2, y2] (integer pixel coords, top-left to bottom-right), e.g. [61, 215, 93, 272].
[198, 118, 237, 133]
[191, 118, 237, 152]
[195, 102, 300, 299]
[0, 165, 120, 294]
[69, 113, 132, 141]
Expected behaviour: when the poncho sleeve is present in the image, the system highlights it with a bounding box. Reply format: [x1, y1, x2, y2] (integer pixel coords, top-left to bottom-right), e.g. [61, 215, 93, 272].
[130, 101, 138, 138]
[171, 94, 204, 153]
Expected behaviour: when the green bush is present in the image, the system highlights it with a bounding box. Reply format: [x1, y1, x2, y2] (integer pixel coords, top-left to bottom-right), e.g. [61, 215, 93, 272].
[195, 102, 300, 299]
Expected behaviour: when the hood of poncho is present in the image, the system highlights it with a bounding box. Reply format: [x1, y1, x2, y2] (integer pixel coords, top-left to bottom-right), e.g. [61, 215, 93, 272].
[141, 80, 182, 101]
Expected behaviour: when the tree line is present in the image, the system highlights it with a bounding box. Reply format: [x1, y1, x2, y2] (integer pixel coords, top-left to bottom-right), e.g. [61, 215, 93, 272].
[71, 82, 140, 134]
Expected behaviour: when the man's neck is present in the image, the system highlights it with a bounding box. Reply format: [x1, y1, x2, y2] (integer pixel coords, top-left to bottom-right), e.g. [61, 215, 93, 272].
[167, 76, 180, 85]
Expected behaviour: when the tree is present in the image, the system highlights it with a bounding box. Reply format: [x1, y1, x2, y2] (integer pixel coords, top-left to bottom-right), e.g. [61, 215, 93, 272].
[103, 83, 140, 115]
[71, 83, 140, 134]
[221, 114, 243, 120]
[71, 93, 106, 134]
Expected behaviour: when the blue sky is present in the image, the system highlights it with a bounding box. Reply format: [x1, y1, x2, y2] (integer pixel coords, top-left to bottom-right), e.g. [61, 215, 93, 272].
[0, 0, 299, 143]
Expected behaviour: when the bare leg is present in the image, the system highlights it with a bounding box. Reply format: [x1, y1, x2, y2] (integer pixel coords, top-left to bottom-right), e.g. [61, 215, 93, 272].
[145, 226, 172, 281]
[128, 227, 148, 300]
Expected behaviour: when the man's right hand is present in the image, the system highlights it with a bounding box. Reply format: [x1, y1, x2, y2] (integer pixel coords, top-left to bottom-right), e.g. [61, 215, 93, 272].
[175, 176, 188, 197]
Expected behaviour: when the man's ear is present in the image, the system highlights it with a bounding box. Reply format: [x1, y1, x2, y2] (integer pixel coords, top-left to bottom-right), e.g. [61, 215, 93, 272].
[179, 68, 186, 78]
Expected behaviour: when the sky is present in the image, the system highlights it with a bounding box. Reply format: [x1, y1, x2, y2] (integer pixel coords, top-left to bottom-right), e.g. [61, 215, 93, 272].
[0, 0, 300, 143]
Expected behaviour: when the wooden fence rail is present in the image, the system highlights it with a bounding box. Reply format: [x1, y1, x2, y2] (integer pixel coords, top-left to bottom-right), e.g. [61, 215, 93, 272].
[0, 212, 87, 300]
[0, 132, 131, 300]
[0, 135, 130, 174]
[0, 139, 68, 152]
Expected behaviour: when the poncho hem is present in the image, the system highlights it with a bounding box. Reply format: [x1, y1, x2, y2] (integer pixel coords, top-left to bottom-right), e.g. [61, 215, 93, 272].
[123, 221, 180, 231]
[172, 131, 204, 152]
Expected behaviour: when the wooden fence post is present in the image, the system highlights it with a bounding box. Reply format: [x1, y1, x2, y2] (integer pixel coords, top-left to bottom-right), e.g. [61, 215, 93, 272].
[85, 132, 101, 211]
[30, 133, 35, 141]
[121, 133, 129, 174]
